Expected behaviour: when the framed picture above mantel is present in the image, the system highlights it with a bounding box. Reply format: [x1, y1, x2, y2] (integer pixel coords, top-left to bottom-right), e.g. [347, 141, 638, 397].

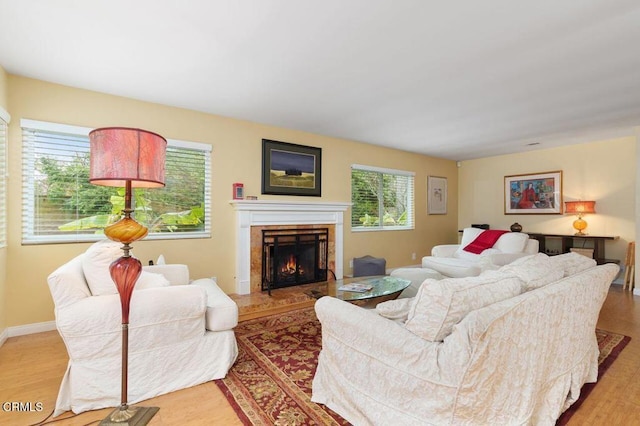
[504, 170, 563, 214]
[261, 139, 322, 197]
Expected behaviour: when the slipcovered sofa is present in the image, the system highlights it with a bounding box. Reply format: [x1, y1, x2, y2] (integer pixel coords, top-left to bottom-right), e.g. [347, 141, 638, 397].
[47, 240, 238, 416]
[421, 227, 539, 278]
[312, 253, 618, 425]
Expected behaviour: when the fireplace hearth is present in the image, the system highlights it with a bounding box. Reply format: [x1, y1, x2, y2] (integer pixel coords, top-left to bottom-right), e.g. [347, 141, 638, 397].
[262, 228, 329, 294]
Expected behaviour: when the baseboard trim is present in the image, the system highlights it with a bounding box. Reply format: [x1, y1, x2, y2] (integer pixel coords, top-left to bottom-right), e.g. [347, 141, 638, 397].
[8, 321, 56, 338]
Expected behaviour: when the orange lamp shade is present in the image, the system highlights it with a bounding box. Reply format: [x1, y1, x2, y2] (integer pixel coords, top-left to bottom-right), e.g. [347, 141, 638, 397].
[564, 200, 596, 215]
[89, 127, 167, 188]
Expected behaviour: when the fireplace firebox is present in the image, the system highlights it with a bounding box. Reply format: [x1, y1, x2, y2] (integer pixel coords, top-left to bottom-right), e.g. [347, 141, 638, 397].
[262, 228, 329, 294]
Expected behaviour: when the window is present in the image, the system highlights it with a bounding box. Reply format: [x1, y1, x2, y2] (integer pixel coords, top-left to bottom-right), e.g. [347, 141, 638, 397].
[0, 108, 9, 248]
[351, 164, 414, 231]
[21, 119, 211, 244]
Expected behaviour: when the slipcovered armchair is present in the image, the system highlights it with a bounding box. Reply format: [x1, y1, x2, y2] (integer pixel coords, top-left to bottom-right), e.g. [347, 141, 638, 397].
[421, 227, 539, 278]
[47, 240, 238, 416]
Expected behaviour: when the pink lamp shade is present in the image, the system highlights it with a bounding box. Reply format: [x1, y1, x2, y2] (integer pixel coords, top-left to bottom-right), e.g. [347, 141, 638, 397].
[89, 127, 166, 188]
[564, 200, 596, 215]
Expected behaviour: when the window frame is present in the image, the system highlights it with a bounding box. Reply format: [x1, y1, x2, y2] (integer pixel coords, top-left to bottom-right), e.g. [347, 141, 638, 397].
[21, 119, 212, 244]
[350, 164, 415, 232]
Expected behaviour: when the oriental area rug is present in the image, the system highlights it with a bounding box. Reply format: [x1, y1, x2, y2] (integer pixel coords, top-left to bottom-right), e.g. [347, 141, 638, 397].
[214, 307, 630, 426]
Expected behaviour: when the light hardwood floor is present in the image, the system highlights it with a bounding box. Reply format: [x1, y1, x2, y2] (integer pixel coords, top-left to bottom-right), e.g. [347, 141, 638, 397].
[1, 286, 639, 425]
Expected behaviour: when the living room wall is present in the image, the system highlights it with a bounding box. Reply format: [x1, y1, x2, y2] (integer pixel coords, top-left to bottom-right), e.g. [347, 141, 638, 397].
[457, 137, 636, 264]
[4, 75, 458, 328]
[0, 66, 8, 335]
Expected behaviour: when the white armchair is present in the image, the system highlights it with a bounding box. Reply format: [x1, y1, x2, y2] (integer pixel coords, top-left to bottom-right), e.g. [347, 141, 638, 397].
[422, 227, 539, 278]
[47, 241, 238, 416]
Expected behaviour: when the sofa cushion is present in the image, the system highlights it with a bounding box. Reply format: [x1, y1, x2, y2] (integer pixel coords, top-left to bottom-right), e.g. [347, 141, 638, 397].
[496, 253, 564, 291]
[404, 274, 522, 342]
[548, 252, 597, 277]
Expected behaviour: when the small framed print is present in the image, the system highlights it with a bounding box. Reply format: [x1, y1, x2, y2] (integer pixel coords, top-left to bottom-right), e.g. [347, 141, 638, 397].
[428, 176, 447, 215]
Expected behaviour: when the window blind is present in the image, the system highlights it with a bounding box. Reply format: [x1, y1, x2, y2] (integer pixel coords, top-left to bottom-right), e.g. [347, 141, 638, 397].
[21, 119, 212, 244]
[0, 109, 9, 248]
[351, 164, 414, 231]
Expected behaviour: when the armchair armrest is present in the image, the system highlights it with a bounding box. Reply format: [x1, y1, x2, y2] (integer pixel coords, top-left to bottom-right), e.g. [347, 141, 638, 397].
[191, 278, 238, 331]
[431, 244, 459, 258]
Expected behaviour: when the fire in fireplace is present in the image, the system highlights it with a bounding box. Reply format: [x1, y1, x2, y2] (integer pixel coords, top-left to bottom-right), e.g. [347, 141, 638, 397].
[262, 228, 329, 294]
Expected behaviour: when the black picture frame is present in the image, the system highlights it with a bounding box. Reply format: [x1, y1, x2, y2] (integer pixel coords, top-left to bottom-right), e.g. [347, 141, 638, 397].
[261, 139, 322, 196]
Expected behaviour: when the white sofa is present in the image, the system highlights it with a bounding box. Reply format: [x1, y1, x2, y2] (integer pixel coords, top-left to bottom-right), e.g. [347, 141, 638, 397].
[312, 253, 618, 425]
[421, 227, 539, 278]
[47, 241, 239, 416]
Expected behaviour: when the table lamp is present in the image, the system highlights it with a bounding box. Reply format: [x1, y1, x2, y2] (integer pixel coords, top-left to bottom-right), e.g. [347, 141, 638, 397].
[89, 127, 166, 425]
[564, 200, 596, 236]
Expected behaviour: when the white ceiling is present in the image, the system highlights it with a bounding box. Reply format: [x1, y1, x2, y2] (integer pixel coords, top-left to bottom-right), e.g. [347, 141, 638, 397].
[1, 0, 639, 160]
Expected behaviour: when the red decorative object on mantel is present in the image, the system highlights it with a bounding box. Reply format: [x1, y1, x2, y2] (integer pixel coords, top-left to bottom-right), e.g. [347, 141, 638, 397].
[233, 182, 244, 200]
[89, 127, 166, 425]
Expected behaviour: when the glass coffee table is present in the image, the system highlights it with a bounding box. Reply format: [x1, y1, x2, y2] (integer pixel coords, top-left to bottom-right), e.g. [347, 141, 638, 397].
[306, 275, 411, 307]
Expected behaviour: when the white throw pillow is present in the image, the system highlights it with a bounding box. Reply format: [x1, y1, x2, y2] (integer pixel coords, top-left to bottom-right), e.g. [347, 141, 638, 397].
[82, 240, 123, 295]
[404, 274, 522, 342]
[83, 239, 170, 295]
[453, 227, 485, 260]
[142, 264, 190, 286]
[492, 232, 528, 253]
[376, 297, 414, 322]
[136, 271, 171, 290]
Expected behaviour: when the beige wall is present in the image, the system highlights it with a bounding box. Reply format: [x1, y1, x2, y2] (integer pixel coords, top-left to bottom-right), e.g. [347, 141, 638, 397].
[4, 75, 458, 327]
[0, 66, 8, 333]
[458, 137, 636, 263]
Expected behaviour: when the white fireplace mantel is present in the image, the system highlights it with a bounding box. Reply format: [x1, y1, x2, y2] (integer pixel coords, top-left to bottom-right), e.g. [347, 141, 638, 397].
[230, 200, 350, 294]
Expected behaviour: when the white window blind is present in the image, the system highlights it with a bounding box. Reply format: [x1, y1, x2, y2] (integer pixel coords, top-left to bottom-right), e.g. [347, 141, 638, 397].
[351, 164, 414, 231]
[0, 108, 9, 248]
[21, 119, 212, 244]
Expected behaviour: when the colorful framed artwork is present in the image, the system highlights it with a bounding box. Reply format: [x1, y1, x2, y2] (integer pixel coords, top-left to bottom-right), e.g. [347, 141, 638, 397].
[261, 139, 322, 196]
[427, 176, 447, 214]
[504, 170, 563, 214]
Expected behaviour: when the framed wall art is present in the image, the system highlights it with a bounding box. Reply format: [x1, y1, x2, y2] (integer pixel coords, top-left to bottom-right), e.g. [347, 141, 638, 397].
[504, 170, 563, 214]
[261, 139, 322, 196]
[427, 176, 447, 214]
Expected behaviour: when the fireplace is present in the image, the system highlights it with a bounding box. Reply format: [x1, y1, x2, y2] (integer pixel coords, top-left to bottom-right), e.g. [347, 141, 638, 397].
[231, 200, 349, 294]
[262, 228, 329, 293]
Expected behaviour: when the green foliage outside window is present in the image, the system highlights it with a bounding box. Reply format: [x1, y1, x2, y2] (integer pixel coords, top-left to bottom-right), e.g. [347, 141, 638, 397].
[351, 168, 412, 229]
[37, 152, 205, 235]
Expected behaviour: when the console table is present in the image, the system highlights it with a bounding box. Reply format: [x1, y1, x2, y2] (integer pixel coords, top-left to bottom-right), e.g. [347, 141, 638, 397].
[527, 233, 619, 264]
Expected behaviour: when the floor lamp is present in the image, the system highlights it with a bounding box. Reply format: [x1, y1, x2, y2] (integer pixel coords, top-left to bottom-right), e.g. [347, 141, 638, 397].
[89, 127, 166, 425]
